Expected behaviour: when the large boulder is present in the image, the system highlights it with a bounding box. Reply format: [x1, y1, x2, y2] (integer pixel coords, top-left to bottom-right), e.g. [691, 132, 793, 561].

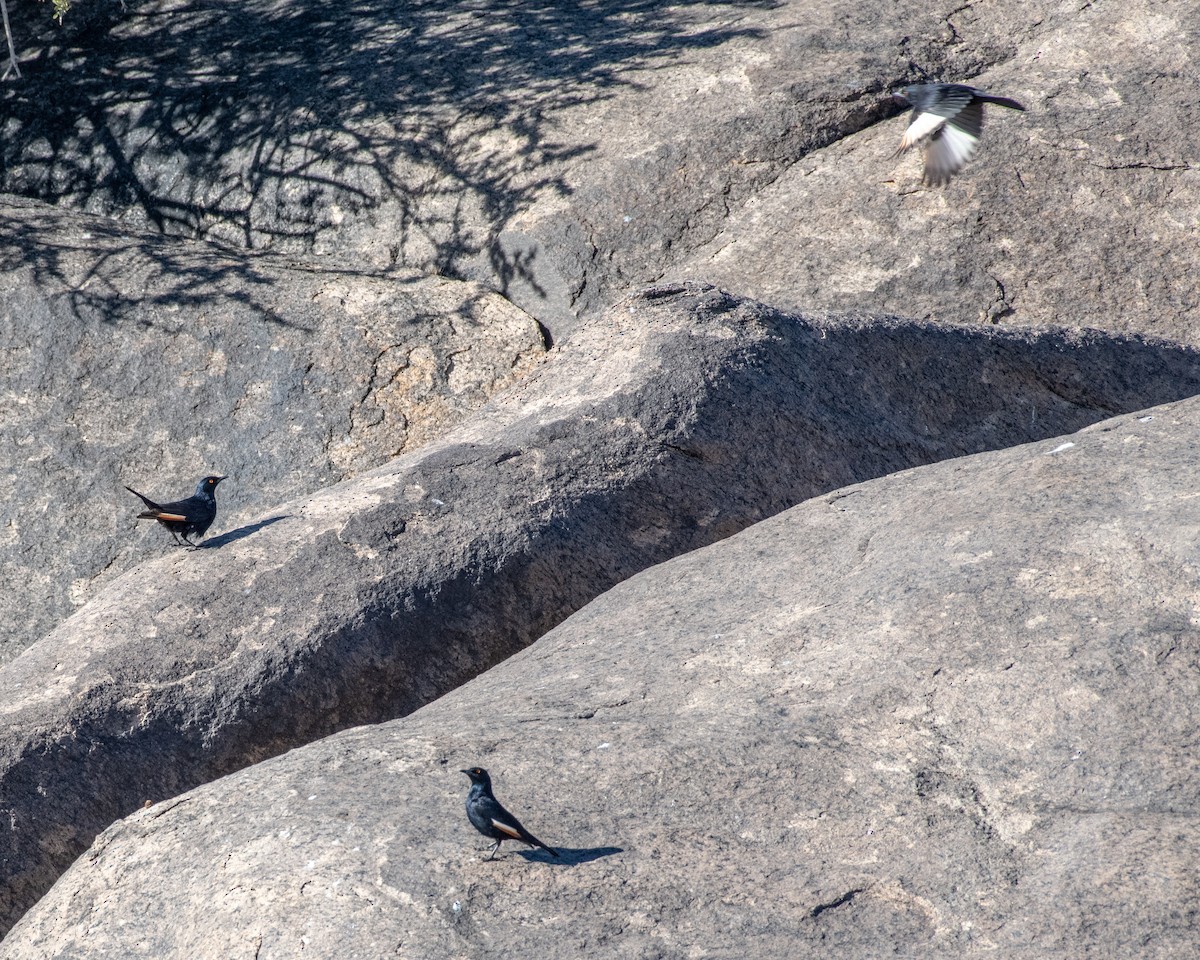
[674, 2, 1200, 345]
[5, 395, 1197, 958]
[0, 282, 1198, 937]
[0, 196, 546, 662]
[1, 0, 1091, 339]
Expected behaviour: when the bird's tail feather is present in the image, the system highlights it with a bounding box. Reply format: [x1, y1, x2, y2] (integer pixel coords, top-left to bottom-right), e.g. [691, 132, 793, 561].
[979, 94, 1025, 111]
[125, 486, 161, 511]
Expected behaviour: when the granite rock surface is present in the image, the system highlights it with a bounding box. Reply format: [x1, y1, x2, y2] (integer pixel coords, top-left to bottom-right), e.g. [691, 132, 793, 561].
[6, 395, 1197, 958]
[2, 283, 1197, 936]
[0, 197, 546, 661]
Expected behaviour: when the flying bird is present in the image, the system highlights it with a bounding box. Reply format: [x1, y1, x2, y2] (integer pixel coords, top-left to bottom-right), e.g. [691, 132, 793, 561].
[893, 82, 1025, 186]
[462, 767, 560, 861]
[125, 475, 227, 547]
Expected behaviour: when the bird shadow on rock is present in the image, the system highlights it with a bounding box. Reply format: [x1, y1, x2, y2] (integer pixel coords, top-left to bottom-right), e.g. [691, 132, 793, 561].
[200, 515, 291, 549]
[515, 846, 624, 866]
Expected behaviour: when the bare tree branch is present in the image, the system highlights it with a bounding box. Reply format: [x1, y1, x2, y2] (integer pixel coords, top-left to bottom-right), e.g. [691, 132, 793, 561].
[1, 0, 21, 80]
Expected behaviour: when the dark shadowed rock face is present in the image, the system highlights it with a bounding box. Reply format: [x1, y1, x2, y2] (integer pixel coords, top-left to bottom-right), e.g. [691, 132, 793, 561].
[0, 197, 546, 661]
[5, 397, 1197, 959]
[0, 283, 1198, 938]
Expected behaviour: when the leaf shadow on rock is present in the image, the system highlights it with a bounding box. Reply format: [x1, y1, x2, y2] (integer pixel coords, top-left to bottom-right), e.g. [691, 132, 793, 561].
[0, 0, 774, 300]
[0, 196, 460, 328]
[0, 199, 311, 328]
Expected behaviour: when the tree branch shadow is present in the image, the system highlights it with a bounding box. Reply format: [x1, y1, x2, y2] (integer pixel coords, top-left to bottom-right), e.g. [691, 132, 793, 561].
[0, 0, 774, 320]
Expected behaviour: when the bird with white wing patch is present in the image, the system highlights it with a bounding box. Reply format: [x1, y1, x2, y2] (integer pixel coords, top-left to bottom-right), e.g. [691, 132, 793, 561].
[892, 82, 1026, 186]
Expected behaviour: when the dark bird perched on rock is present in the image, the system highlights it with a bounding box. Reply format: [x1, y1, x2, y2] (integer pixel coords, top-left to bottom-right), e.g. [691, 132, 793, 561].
[125, 475, 226, 547]
[462, 767, 560, 860]
[892, 83, 1026, 186]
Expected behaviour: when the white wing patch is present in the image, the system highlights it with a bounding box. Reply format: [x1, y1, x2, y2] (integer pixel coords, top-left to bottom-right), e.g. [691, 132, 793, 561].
[899, 110, 946, 152]
[923, 123, 980, 184]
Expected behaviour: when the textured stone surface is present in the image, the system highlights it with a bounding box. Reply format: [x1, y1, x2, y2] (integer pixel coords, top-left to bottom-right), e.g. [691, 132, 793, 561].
[674, 3, 1200, 345]
[0, 0, 1071, 338]
[6, 396, 1198, 958]
[2, 0, 1198, 951]
[0, 283, 1198, 937]
[0, 196, 545, 661]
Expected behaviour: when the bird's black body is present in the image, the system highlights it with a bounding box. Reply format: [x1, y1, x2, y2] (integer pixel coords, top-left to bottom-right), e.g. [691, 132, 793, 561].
[126, 475, 226, 547]
[462, 767, 559, 860]
[892, 82, 1026, 186]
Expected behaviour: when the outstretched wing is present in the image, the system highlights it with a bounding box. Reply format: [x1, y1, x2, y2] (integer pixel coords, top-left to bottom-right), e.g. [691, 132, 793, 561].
[922, 99, 984, 185]
[897, 108, 946, 153]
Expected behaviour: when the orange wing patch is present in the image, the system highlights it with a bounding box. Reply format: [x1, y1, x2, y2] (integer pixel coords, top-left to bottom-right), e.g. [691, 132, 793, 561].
[490, 819, 523, 840]
[150, 512, 188, 522]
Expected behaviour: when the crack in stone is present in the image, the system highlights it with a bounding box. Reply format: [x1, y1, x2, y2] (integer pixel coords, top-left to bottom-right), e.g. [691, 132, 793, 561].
[810, 886, 866, 919]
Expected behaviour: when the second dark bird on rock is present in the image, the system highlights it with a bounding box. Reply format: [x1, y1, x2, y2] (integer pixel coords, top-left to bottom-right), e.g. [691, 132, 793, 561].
[462, 767, 560, 860]
[125, 475, 226, 547]
[892, 82, 1026, 186]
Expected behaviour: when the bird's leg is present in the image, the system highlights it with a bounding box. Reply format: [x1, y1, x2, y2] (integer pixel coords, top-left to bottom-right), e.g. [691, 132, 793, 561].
[181, 533, 196, 548]
[485, 840, 501, 861]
